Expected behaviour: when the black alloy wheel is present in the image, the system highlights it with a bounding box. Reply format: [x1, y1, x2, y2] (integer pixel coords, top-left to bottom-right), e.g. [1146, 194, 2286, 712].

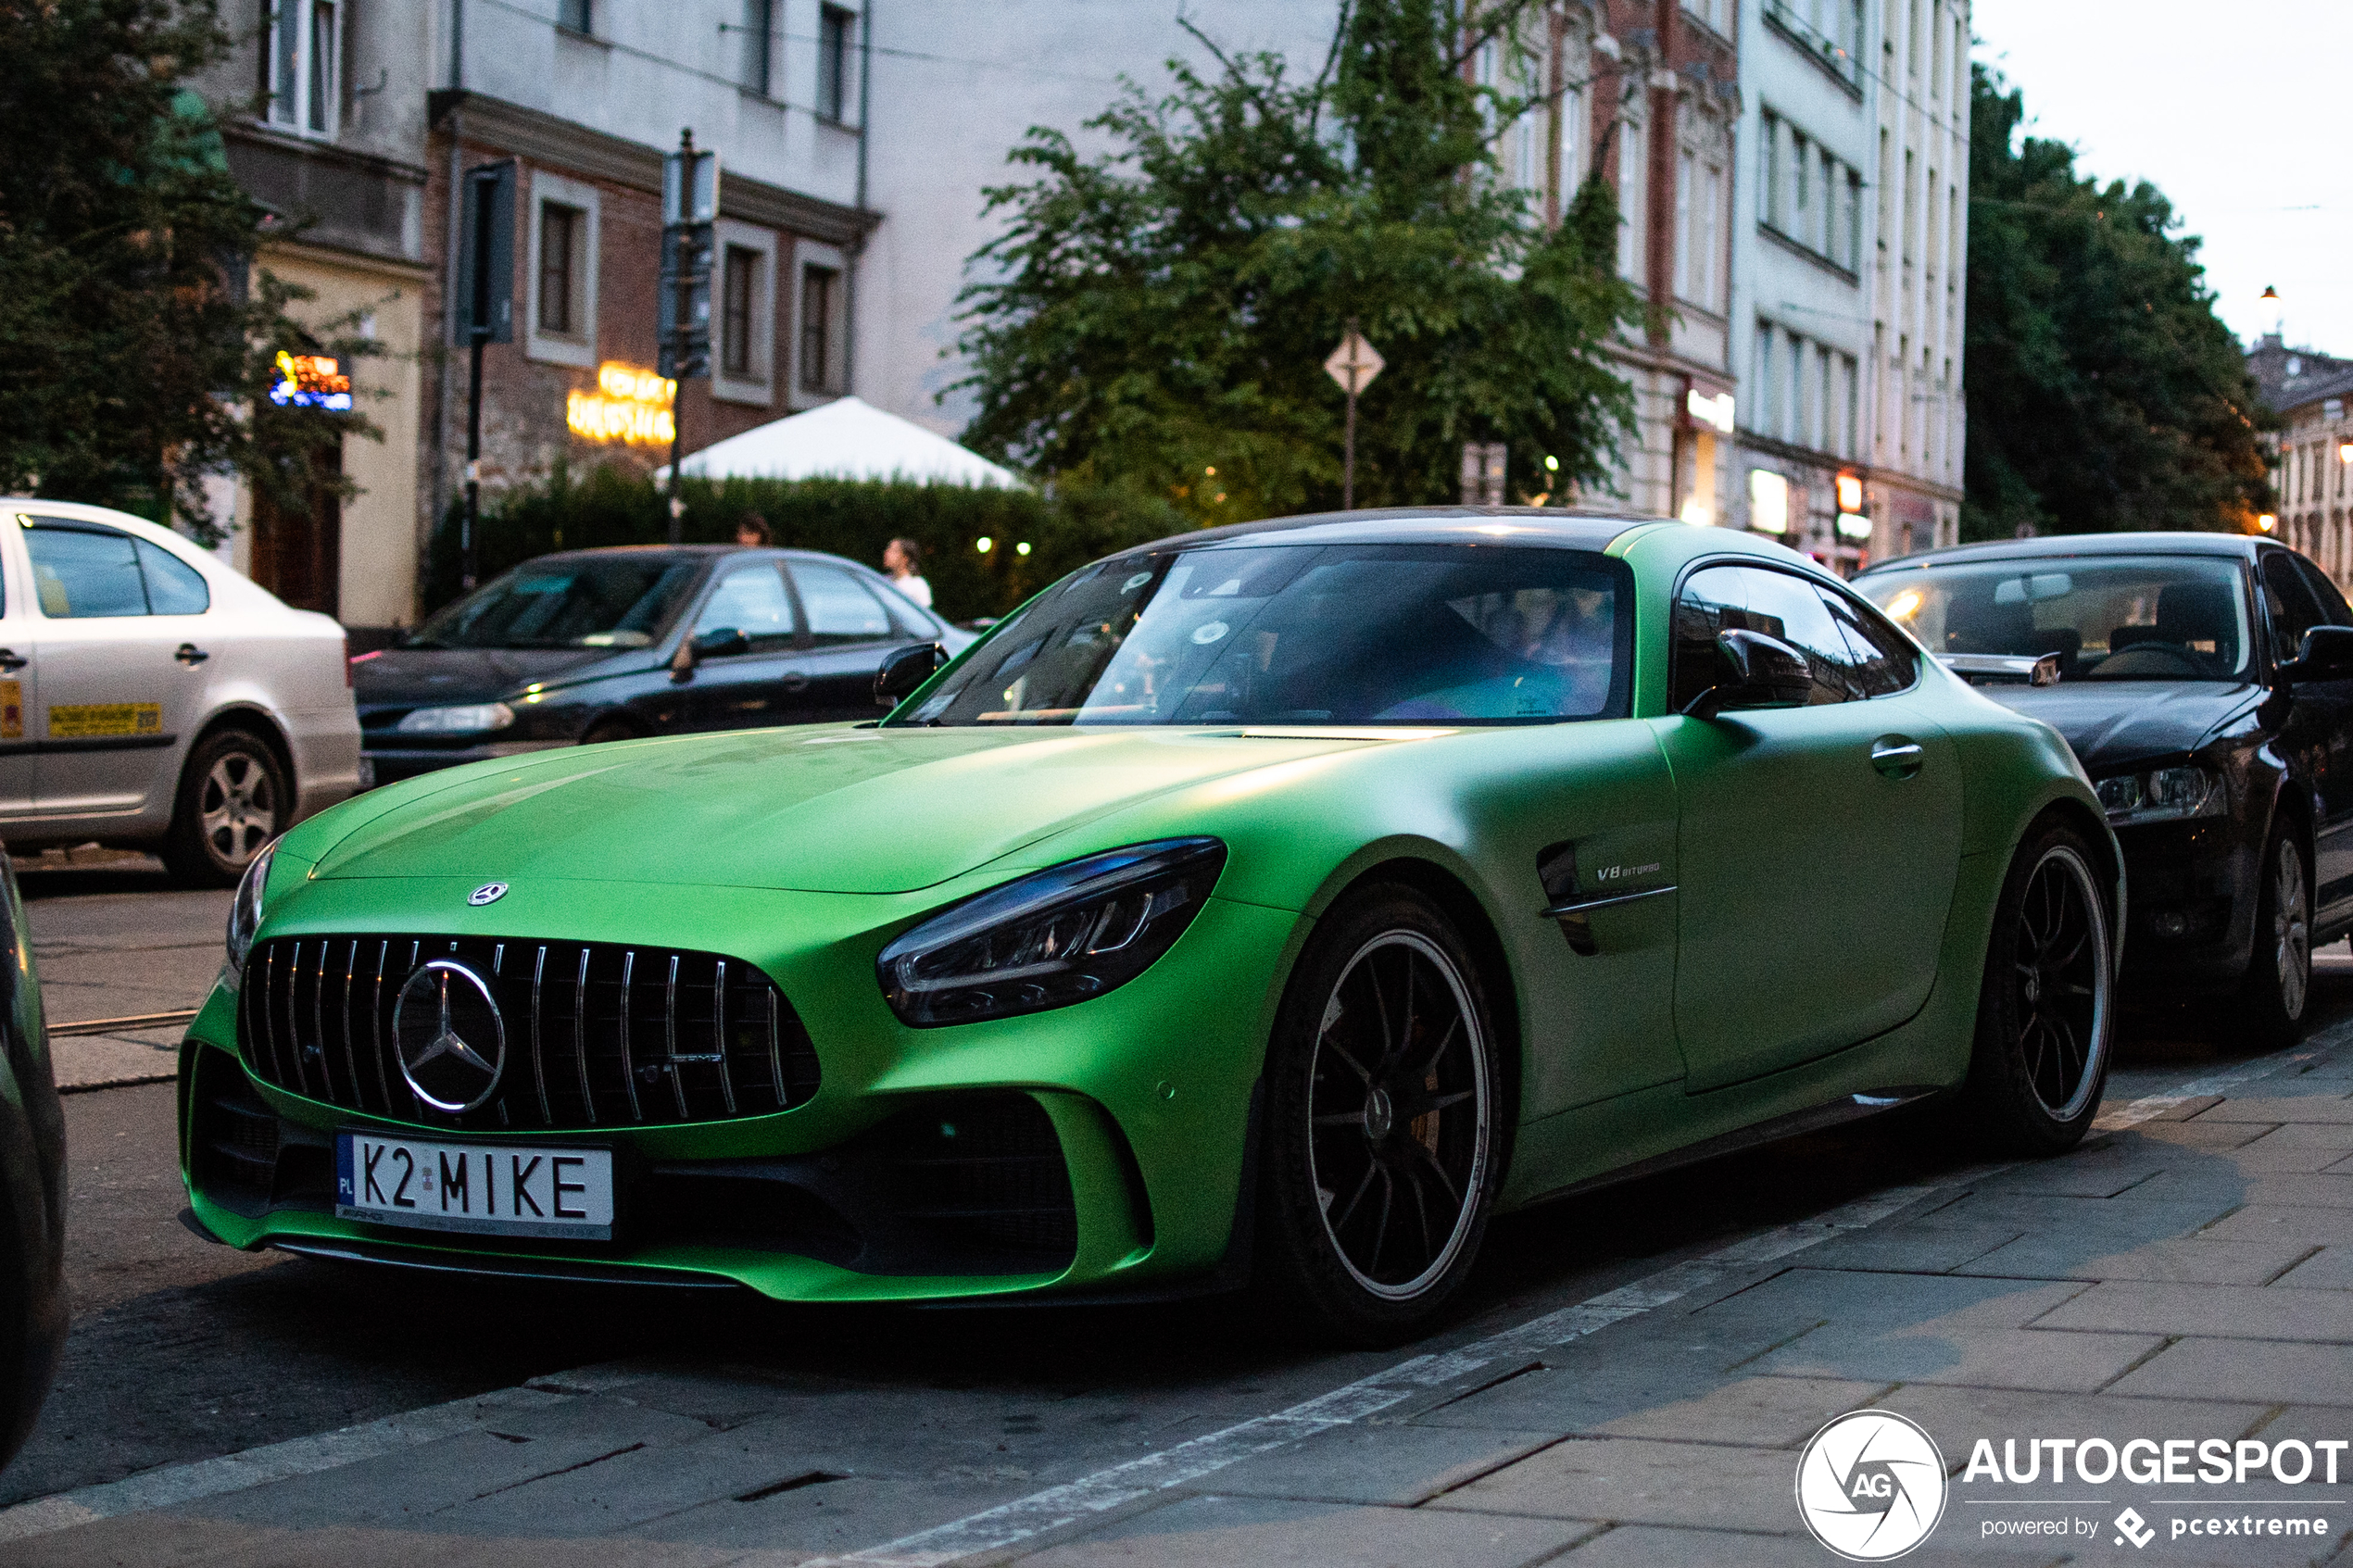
[162, 728, 288, 886]
[1256, 885, 1500, 1344]
[1962, 819, 2116, 1154]
[2238, 828, 2312, 1050]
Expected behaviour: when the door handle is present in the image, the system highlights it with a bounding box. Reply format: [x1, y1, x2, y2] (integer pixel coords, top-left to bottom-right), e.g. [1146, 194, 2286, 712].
[175, 644, 209, 667]
[780, 672, 810, 693]
[0, 648, 24, 673]
[1870, 736, 1925, 780]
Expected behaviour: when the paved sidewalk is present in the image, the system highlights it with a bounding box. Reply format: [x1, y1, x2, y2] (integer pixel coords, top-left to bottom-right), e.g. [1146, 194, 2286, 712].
[19, 852, 231, 1092]
[8, 1025, 2353, 1565]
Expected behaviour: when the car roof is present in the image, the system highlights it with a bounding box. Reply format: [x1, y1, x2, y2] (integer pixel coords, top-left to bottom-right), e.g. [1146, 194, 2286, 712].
[1856, 531, 2265, 577]
[1124, 506, 1666, 557]
[493, 544, 887, 571]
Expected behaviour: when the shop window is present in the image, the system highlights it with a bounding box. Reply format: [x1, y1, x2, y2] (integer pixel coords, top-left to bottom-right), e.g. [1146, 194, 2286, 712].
[265, 0, 339, 137]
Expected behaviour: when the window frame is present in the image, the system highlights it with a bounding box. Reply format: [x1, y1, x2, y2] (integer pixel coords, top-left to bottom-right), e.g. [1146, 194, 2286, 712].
[741, 0, 775, 97]
[557, 0, 593, 36]
[712, 220, 778, 407]
[264, 0, 341, 139]
[1668, 558, 1919, 712]
[791, 241, 848, 406]
[525, 171, 599, 370]
[19, 520, 208, 621]
[816, 4, 856, 125]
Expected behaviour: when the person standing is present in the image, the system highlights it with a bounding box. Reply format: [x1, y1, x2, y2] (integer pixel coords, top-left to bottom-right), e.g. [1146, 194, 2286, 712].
[736, 513, 773, 547]
[883, 537, 933, 608]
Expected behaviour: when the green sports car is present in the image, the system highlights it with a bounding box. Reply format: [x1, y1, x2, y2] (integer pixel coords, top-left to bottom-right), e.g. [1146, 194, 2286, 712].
[179, 510, 2121, 1341]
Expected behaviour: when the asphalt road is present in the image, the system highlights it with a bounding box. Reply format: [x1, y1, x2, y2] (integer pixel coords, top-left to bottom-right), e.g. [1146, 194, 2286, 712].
[12, 858, 2353, 1554]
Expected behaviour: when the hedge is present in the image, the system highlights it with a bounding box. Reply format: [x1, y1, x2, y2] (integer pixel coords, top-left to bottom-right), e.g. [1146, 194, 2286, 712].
[422, 465, 1192, 624]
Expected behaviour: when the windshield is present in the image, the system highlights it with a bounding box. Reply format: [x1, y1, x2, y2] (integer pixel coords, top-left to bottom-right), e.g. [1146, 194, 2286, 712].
[1859, 555, 2254, 683]
[893, 543, 1629, 727]
[408, 558, 702, 650]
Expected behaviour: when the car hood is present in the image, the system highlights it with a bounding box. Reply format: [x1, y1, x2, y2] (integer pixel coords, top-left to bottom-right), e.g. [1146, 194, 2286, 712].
[300, 724, 1395, 893]
[1976, 680, 2261, 773]
[353, 646, 641, 710]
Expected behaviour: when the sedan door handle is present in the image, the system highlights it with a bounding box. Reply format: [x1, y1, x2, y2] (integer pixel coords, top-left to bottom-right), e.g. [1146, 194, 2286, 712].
[779, 672, 810, 693]
[1870, 736, 1925, 780]
[175, 644, 209, 667]
[0, 648, 24, 673]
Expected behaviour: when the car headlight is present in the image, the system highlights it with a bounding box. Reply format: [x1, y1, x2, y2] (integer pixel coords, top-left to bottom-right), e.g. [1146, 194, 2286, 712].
[2096, 765, 2225, 825]
[223, 841, 278, 991]
[877, 838, 1227, 1026]
[395, 701, 516, 735]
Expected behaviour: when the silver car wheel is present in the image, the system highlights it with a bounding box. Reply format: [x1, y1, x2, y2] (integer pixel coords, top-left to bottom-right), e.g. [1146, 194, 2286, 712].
[2273, 838, 2310, 1022]
[198, 749, 279, 870]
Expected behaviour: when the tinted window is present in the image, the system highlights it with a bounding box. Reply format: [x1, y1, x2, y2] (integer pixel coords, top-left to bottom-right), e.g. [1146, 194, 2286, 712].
[1671, 564, 1865, 709]
[409, 558, 701, 649]
[793, 562, 896, 646]
[2264, 552, 2328, 659]
[1818, 584, 1916, 697]
[1860, 555, 2253, 683]
[136, 539, 210, 615]
[899, 544, 1628, 728]
[2291, 555, 2352, 630]
[25, 523, 146, 618]
[693, 563, 797, 655]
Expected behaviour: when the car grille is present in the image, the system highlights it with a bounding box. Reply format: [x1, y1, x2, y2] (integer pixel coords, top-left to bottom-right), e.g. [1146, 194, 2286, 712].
[237, 935, 822, 1132]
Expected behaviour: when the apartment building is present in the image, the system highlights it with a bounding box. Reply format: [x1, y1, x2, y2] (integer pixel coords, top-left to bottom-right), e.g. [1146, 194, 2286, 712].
[2252, 334, 2353, 585]
[1730, 0, 1968, 571]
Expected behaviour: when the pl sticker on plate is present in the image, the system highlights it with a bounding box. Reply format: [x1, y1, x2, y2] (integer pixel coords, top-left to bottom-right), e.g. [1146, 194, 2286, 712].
[48, 702, 162, 740]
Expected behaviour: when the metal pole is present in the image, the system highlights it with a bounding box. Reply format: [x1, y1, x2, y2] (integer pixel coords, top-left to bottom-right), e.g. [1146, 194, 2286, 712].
[667, 129, 694, 546]
[1343, 380, 1357, 511]
[462, 335, 484, 591]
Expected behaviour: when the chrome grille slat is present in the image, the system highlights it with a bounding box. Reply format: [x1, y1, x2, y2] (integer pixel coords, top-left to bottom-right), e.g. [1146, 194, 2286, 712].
[238, 934, 817, 1131]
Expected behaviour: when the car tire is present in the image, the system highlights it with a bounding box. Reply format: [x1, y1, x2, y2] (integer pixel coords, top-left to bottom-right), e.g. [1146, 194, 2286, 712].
[2236, 827, 2313, 1052]
[1960, 818, 2117, 1156]
[1252, 884, 1502, 1346]
[160, 728, 289, 887]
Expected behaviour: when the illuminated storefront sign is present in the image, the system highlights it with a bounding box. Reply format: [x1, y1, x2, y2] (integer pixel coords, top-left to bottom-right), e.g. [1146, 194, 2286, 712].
[567, 362, 677, 445]
[269, 351, 353, 411]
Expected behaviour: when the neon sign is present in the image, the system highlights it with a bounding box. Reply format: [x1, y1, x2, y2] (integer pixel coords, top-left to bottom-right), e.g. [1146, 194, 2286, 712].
[269, 351, 353, 411]
[567, 362, 676, 445]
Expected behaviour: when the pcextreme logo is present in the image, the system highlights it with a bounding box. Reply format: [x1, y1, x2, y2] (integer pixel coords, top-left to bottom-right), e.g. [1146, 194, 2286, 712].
[1795, 1411, 1950, 1561]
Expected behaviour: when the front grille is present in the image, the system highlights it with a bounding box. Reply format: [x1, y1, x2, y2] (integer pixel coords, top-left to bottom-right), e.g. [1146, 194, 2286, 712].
[238, 935, 822, 1132]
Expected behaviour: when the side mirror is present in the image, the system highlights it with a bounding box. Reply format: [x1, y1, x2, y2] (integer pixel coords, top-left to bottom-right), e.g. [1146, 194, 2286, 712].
[875, 641, 947, 708]
[671, 627, 749, 682]
[2280, 625, 2353, 687]
[1684, 629, 1814, 719]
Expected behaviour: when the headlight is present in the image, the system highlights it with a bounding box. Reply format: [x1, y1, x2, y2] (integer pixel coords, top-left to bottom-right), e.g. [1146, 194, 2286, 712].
[395, 701, 515, 735]
[877, 838, 1227, 1026]
[223, 841, 278, 990]
[2096, 765, 2225, 825]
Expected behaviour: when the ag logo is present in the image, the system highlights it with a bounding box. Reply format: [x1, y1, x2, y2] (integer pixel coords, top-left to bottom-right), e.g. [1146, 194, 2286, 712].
[1795, 1410, 1947, 1561]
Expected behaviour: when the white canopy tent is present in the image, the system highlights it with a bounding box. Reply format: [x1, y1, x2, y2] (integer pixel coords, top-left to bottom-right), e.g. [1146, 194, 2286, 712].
[662, 396, 1021, 488]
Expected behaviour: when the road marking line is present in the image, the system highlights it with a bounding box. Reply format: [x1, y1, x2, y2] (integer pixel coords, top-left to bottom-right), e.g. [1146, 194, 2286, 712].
[6, 1034, 2341, 1550]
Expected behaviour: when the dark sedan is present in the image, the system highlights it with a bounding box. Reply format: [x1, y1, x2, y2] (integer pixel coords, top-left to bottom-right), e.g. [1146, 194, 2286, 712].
[1858, 532, 2353, 1047]
[354, 546, 973, 784]
[0, 848, 64, 1473]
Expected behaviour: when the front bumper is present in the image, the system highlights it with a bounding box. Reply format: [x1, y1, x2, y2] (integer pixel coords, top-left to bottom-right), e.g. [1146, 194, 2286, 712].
[2114, 814, 2259, 995]
[177, 876, 1297, 1301]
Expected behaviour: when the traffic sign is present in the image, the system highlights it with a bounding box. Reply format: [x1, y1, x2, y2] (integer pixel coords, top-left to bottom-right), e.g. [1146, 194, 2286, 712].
[1325, 329, 1385, 395]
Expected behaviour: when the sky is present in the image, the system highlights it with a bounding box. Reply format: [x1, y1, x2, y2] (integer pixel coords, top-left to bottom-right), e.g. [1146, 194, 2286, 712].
[1967, 0, 2353, 356]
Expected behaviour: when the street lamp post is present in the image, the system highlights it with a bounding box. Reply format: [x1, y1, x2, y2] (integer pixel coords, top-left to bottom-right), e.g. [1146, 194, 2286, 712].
[1324, 320, 1384, 510]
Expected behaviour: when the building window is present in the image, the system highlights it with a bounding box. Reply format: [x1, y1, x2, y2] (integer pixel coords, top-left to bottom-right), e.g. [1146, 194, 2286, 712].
[527, 173, 599, 369]
[558, 0, 591, 34]
[1673, 149, 1694, 301]
[818, 5, 853, 123]
[1753, 322, 1776, 433]
[722, 245, 758, 378]
[1556, 82, 1584, 208]
[539, 204, 581, 337]
[1617, 111, 1645, 282]
[799, 264, 840, 395]
[741, 0, 774, 96]
[266, 0, 339, 136]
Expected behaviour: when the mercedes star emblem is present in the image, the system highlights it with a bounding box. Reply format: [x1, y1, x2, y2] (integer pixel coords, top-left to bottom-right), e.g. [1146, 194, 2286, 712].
[468, 882, 509, 907]
[391, 960, 508, 1112]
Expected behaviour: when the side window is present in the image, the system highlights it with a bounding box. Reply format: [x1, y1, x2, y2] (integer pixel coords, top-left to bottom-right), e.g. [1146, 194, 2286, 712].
[1670, 564, 1861, 709]
[1817, 584, 1917, 697]
[691, 564, 797, 655]
[135, 540, 210, 615]
[24, 522, 147, 618]
[2263, 552, 2328, 658]
[2292, 555, 2352, 628]
[791, 562, 897, 646]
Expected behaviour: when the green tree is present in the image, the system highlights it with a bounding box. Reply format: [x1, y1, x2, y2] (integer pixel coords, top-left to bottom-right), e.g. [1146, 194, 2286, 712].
[1964, 63, 2271, 539]
[0, 0, 373, 542]
[954, 0, 1640, 525]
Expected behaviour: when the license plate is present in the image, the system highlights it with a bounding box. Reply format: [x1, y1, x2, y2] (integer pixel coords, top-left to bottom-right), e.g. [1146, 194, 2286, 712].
[335, 1133, 613, 1240]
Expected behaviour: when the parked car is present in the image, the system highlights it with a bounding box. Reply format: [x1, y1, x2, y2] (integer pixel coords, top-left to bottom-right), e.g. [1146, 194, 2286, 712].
[0, 500, 360, 884]
[0, 848, 65, 1472]
[1858, 531, 2353, 1047]
[354, 546, 974, 784]
[182, 510, 2117, 1343]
